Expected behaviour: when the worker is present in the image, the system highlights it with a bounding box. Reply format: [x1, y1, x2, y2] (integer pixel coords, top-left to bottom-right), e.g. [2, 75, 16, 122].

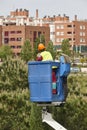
[36, 43, 53, 61]
[36, 43, 57, 94]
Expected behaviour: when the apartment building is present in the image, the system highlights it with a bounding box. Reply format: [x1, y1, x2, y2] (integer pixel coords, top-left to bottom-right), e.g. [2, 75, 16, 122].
[54, 16, 73, 47]
[2, 25, 50, 55]
[0, 9, 87, 52]
[42, 15, 87, 52]
[73, 19, 87, 52]
[0, 9, 41, 26]
[25, 26, 50, 47]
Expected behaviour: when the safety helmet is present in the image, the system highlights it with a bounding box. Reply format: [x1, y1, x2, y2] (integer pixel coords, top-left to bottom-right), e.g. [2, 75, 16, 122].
[38, 43, 45, 51]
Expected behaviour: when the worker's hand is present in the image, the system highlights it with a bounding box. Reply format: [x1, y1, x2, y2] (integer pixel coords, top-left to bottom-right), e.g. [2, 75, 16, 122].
[36, 53, 43, 61]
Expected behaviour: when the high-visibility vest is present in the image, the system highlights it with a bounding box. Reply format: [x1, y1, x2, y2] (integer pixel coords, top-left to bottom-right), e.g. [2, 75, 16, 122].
[40, 51, 53, 61]
[41, 51, 57, 69]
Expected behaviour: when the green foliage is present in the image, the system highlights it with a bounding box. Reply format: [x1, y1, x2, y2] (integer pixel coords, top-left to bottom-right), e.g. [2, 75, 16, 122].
[33, 41, 39, 60]
[46, 41, 56, 60]
[0, 45, 13, 60]
[0, 88, 30, 130]
[0, 57, 31, 130]
[80, 58, 85, 65]
[0, 57, 28, 90]
[29, 103, 43, 130]
[40, 34, 45, 44]
[52, 99, 87, 130]
[61, 39, 71, 56]
[51, 74, 87, 130]
[20, 39, 33, 62]
[0, 55, 87, 130]
[34, 34, 45, 45]
[65, 74, 87, 130]
[68, 74, 87, 98]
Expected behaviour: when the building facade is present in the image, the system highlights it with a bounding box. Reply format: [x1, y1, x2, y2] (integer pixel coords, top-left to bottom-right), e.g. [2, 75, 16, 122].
[0, 9, 87, 53]
[2, 25, 50, 55]
[73, 20, 87, 52]
[42, 15, 87, 52]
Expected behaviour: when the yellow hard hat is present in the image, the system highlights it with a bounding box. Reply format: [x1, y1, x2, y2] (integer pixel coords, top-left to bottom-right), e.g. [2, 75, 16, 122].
[38, 43, 45, 51]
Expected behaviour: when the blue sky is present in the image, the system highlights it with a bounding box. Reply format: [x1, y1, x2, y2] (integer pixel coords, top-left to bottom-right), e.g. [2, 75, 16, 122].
[0, 0, 87, 20]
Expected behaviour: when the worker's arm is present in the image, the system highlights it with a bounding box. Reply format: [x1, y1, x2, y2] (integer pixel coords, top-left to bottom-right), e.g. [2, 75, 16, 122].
[36, 53, 43, 61]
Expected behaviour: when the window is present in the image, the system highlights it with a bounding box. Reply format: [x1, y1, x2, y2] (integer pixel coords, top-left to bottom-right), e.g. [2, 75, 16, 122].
[56, 32, 64, 36]
[17, 46, 21, 48]
[83, 32, 85, 36]
[56, 38, 64, 42]
[10, 38, 15, 41]
[83, 26, 85, 30]
[68, 38, 72, 41]
[33, 31, 37, 42]
[4, 38, 9, 44]
[80, 38, 83, 42]
[38, 31, 41, 37]
[80, 32, 82, 36]
[61, 25, 64, 29]
[67, 32, 72, 34]
[17, 31, 22, 34]
[56, 32, 60, 35]
[80, 32, 85, 36]
[67, 25, 72, 27]
[80, 38, 85, 42]
[11, 46, 15, 48]
[56, 25, 64, 29]
[50, 32, 55, 35]
[61, 32, 64, 35]
[50, 25, 55, 29]
[80, 25, 85, 30]
[56, 26, 60, 29]
[4, 31, 9, 36]
[17, 53, 20, 56]
[83, 39, 85, 42]
[17, 38, 22, 41]
[80, 26, 83, 29]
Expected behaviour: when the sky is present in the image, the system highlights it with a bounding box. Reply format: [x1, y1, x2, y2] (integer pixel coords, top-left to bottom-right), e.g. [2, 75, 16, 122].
[0, 0, 87, 20]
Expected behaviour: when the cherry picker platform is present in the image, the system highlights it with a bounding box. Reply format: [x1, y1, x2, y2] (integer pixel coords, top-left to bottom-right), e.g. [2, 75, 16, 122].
[28, 55, 70, 130]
